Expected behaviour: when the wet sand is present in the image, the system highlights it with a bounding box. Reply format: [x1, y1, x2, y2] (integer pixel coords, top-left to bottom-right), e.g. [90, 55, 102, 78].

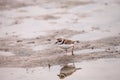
[0, 0, 120, 80]
[0, 58, 120, 80]
[0, 35, 120, 67]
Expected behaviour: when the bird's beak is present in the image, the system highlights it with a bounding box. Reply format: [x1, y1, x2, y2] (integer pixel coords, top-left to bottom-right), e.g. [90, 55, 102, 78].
[57, 74, 60, 76]
[55, 41, 58, 44]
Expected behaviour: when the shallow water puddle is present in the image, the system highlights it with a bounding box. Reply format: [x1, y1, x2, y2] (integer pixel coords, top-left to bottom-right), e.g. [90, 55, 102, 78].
[0, 58, 120, 80]
[0, 51, 15, 56]
[74, 48, 105, 55]
[70, 45, 120, 55]
[33, 45, 50, 51]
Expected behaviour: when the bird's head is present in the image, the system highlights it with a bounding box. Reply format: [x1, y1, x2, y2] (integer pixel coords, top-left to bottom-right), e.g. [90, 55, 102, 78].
[55, 38, 63, 44]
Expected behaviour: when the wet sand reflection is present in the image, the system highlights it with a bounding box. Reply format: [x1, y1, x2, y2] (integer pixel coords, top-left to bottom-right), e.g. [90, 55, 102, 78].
[57, 63, 81, 79]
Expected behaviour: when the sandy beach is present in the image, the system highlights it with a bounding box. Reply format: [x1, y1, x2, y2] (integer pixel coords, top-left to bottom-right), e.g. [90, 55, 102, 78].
[0, 0, 120, 80]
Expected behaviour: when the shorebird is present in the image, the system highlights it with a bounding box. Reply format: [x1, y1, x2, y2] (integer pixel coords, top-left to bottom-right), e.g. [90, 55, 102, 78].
[55, 38, 79, 55]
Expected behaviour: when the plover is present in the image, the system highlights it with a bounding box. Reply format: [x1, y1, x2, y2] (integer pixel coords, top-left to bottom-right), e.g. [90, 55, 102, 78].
[55, 38, 79, 55]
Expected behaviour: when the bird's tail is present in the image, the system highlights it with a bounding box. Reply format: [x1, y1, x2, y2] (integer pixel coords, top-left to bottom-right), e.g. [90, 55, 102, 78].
[76, 68, 82, 70]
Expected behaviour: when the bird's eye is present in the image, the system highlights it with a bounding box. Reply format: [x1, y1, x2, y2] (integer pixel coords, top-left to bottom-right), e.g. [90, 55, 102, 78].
[58, 41, 61, 42]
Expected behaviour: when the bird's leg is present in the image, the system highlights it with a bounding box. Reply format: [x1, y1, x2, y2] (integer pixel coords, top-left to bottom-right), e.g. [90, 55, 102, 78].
[72, 46, 74, 55]
[72, 62, 75, 67]
[65, 49, 68, 55]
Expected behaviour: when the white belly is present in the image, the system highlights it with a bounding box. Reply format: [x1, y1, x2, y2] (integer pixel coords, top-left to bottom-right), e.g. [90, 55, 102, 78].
[59, 44, 74, 49]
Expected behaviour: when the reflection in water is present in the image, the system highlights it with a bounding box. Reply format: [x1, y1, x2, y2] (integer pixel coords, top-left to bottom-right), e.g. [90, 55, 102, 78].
[57, 63, 81, 79]
[47, 63, 81, 79]
[0, 59, 120, 80]
[25, 68, 34, 74]
[48, 64, 51, 71]
[24, 63, 81, 80]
